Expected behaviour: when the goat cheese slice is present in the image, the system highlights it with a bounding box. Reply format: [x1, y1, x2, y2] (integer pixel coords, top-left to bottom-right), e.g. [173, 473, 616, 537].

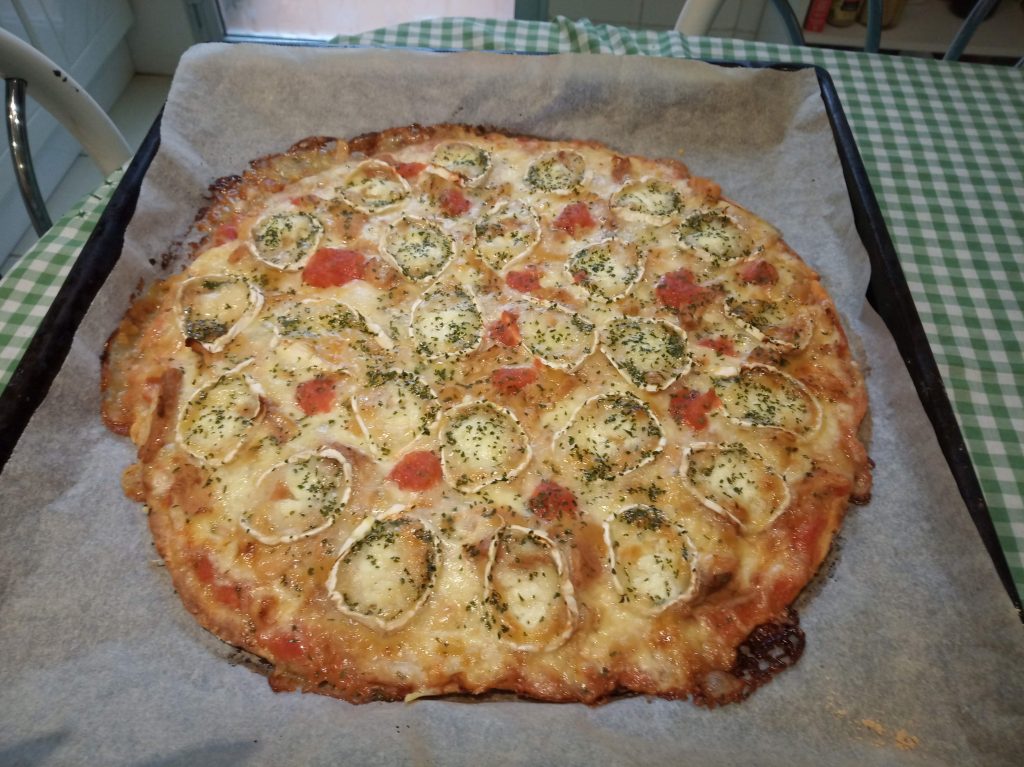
[352, 369, 440, 458]
[177, 273, 264, 353]
[611, 178, 683, 222]
[440, 400, 532, 493]
[603, 505, 699, 612]
[327, 508, 441, 632]
[525, 150, 586, 193]
[713, 364, 822, 437]
[338, 159, 410, 213]
[517, 302, 596, 371]
[554, 392, 665, 480]
[380, 215, 455, 282]
[431, 142, 492, 184]
[241, 447, 353, 545]
[250, 211, 324, 270]
[176, 360, 263, 466]
[682, 442, 791, 534]
[485, 525, 578, 652]
[473, 201, 541, 272]
[566, 238, 644, 303]
[600, 315, 690, 392]
[408, 283, 484, 360]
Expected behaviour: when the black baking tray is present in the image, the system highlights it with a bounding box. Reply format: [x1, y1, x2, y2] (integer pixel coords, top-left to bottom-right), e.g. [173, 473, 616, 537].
[0, 62, 1018, 616]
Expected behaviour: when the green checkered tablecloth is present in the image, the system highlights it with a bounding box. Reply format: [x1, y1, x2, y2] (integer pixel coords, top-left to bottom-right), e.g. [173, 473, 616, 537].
[0, 169, 123, 386]
[1, 18, 1021, 593]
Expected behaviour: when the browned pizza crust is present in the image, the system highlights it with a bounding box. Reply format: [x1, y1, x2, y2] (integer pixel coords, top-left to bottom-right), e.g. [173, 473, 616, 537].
[102, 124, 871, 704]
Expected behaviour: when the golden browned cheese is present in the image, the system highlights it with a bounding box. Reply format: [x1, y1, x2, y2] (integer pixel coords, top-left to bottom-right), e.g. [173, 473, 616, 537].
[102, 125, 871, 704]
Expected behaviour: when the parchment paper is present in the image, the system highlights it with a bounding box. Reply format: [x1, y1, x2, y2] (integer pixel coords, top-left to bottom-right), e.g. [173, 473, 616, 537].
[2, 45, 1022, 766]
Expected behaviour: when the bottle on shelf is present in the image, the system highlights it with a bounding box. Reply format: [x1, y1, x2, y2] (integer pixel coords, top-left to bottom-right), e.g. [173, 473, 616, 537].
[829, 0, 864, 26]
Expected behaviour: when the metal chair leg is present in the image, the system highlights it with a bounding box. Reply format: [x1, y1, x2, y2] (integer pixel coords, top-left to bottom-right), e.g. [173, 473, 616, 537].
[5, 77, 52, 236]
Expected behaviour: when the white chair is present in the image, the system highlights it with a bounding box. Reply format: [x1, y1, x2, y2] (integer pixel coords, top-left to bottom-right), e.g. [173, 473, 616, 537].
[1, 25, 131, 235]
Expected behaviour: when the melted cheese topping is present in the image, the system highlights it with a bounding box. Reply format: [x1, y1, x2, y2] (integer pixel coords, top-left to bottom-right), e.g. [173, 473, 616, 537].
[177, 274, 264, 353]
[250, 212, 324, 270]
[566, 238, 644, 303]
[409, 283, 484, 360]
[106, 126, 870, 705]
[176, 361, 263, 465]
[600, 315, 690, 391]
[517, 302, 596, 370]
[714, 364, 822, 437]
[682, 442, 790, 533]
[603, 505, 699, 612]
[380, 215, 455, 281]
[432, 142, 491, 184]
[440, 400, 531, 493]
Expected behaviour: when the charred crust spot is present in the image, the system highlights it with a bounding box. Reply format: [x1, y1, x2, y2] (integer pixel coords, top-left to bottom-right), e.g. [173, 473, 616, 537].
[851, 456, 875, 505]
[287, 136, 338, 155]
[693, 608, 805, 708]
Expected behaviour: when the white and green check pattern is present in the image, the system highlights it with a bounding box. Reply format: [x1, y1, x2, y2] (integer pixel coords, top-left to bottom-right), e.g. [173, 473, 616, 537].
[0, 169, 123, 391]
[1, 18, 1021, 592]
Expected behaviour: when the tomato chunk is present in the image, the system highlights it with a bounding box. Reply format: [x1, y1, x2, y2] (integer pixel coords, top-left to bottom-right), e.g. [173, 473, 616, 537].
[656, 269, 713, 310]
[656, 269, 715, 322]
[302, 248, 366, 288]
[697, 336, 737, 357]
[264, 631, 306, 661]
[394, 161, 426, 179]
[439, 188, 471, 217]
[491, 366, 538, 395]
[211, 222, 238, 246]
[489, 310, 521, 347]
[194, 554, 215, 584]
[739, 259, 779, 285]
[553, 202, 596, 237]
[506, 266, 542, 294]
[668, 388, 721, 431]
[529, 480, 578, 520]
[213, 583, 241, 608]
[611, 155, 632, 182]
[388, 450, 443, 492]
[295, 377, 337, 416]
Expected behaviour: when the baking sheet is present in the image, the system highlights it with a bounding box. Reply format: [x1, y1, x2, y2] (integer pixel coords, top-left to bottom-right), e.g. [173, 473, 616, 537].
[1, 44, 1022, 766]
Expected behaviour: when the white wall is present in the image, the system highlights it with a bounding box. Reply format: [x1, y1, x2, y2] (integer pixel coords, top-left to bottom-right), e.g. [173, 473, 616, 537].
[126, 0, 198, 75]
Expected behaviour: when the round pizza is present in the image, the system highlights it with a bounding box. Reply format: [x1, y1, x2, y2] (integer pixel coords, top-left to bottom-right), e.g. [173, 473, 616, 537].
[101, 124, 872, 704]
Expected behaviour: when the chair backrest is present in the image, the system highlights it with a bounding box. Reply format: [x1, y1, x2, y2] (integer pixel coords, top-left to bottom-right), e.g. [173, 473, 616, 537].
[0, 26, 131, 234]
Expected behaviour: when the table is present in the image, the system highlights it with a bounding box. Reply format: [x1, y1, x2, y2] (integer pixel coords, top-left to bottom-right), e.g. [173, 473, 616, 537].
[1, 17, 1020, 595]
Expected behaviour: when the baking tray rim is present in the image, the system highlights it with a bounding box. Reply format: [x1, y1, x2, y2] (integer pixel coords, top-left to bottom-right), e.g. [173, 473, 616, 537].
[0, 52, 1017, 615]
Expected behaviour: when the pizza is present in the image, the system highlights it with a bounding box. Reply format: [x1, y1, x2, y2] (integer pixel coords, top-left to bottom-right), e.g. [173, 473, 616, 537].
[101, 124, 872, 704]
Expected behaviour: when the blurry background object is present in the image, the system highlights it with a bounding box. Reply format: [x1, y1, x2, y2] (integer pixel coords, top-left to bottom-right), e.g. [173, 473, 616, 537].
[1, 25, 130, 235]
[217, 0, 514, 40]
[829, 0, 864, 26]
[858, 0, 907, 27]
